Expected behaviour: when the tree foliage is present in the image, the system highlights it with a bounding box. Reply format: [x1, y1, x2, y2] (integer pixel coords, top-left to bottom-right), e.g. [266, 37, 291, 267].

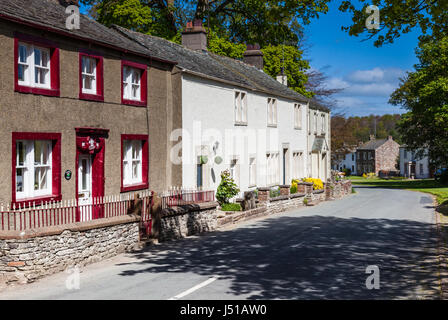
[262, 45, 312, 98]
[339, 0, 448, 47]
[331, 114, 402, 153]
[81, 0, 331, 46]
[390, 37, 448, 167]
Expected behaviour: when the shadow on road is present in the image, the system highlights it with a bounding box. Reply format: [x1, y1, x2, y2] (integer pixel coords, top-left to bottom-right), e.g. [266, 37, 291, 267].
[118, 215, 444, 299]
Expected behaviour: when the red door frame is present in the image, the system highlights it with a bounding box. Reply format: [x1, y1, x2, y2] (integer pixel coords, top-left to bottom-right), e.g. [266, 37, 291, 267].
[75, 128, 109, 221]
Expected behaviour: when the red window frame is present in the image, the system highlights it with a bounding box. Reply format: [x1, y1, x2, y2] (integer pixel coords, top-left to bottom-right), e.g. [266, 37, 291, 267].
[79, 51, 104, 102]
[121, 60, 147, 107]
[121, 134, 149, 192]
[14, 32, 60, 97]
[11, 132, 62, 207]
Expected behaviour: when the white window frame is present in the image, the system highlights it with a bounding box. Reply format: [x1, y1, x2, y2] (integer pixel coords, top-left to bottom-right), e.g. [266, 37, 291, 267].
[229, 158, 240, 186]
[314, 112, 318, 134]
[81, 56, 97, 95]
[122, 140, 143, 186]
[18, 43, 51, 89]
[294, 104, 302, 129]
[234, 91, 248, 125]
[249, 157, 256, 187]
[267, 98, 278, 126]
[15, 140, 53, 200]
[123, 66, 142, 101]
[293, 151, 304, 179]
[266, 152, 280, 186]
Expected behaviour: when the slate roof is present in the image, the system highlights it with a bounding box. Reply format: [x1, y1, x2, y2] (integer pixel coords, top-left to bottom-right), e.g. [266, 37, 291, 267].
[0, 0, 173, 63]
[357, 139, 389, 150]
[0, 0, 329, 112]
[113, 25, 329, 111]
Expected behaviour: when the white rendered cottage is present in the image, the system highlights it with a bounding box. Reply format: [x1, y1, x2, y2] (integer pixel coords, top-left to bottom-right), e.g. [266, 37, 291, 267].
[115, 22, 331, 194]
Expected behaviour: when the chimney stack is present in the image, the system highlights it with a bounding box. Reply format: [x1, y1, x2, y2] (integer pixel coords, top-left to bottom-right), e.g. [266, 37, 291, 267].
[182, 20, 207, 51]
[369, 134, 375, 141]
[276, 70, 287, 86]
[243, 44, 264, 70]
[50, 0, 80, 6]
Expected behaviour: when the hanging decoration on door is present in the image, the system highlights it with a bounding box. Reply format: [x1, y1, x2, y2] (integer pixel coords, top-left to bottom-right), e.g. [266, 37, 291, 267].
[76, 136, 102, 154]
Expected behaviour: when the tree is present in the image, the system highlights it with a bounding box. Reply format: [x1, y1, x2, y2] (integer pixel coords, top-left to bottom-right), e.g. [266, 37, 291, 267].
[305, 67, 344, 111]
[339, 0, 448, 47]
[81, 0, 331, 46]
[390, 37, 448, 167]
[262, 45, 312, 98]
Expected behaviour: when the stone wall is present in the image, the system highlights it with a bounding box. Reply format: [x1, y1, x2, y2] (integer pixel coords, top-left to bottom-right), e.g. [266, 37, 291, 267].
[0, 215, 140, 287]
[158, 202, 218, 242]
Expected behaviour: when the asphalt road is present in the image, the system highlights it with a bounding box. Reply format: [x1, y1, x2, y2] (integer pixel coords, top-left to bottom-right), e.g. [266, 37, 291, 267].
[0, 187, 444, 300]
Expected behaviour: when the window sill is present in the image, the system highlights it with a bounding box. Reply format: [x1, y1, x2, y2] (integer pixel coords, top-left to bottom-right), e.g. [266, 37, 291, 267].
[234, 122, 248, 126]
[13, 194, 62, 208]
[15, 85, 60, 97]
[121, 182, 149, 193]
[122, 98, 147, 107]
[79, 92, 104, 102]
[267, 124, 277, 128]
[294, 127, 302, 130]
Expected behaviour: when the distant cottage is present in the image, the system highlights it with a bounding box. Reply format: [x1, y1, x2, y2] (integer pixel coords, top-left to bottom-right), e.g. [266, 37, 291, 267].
[356, 135, 400, 175]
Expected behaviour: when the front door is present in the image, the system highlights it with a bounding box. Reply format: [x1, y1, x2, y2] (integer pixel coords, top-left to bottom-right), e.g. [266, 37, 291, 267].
[78, 154, 92, 221]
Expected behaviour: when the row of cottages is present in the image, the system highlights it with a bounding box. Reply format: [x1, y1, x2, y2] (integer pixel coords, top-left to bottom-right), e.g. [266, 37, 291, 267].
[114, 23, 331, 193]
[0, 0, 330, 209]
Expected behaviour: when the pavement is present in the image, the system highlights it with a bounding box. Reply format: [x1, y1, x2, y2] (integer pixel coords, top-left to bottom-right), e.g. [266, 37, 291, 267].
[0, 186, 445, 300]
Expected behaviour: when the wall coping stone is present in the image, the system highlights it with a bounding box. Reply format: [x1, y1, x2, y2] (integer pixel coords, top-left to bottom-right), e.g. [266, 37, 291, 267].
[161, 201, 218, 217]
[0, 215, 141, 240]
[289, 192, 306, 199]
[296, 182, 313, 186]
[313, 189, 325, 194]
[257, 187, 271, 191]
[269, 195, 290, 202]
[279, 184, 290, 188]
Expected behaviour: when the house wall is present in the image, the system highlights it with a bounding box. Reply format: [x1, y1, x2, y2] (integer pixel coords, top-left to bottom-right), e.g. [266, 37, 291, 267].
[0, 21, 175, 203]
[399, 147, 430, 179]
[180, 73, 310, 194]
[375, 139, 400, 174]
[333, 152, 357, 174]
[307, 108, 331, 182]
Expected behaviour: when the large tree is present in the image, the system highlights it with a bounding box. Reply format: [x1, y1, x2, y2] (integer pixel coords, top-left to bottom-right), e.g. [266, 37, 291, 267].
[81, 0, 331, 46]
[390, 37, 448, 167]
[339, 0, 448, 47]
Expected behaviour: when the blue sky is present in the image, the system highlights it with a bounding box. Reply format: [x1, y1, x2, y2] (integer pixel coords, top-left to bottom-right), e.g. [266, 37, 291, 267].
[81, 1, 421, 117]
[303, 1, 421, 116]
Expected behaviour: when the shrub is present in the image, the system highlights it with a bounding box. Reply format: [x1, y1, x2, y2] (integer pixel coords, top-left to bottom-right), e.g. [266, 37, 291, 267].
[216, 170, 240, 205]
[270, 187, 281, 198]
[220, 203, 241, 212]
[303, 198, 308, 205]
[342, 168, 351, 176]
[290, 182, 298, 194]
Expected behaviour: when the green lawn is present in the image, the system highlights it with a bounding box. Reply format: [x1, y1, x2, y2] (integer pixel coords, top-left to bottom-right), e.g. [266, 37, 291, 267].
[349, 176, 448, 205]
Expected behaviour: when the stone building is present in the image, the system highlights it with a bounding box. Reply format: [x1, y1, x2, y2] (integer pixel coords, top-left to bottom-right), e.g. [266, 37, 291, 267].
[356, 135, 400, 175]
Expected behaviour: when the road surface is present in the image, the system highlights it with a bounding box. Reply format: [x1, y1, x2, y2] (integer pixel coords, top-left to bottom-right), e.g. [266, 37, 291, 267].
[0, 187, 445, 299]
